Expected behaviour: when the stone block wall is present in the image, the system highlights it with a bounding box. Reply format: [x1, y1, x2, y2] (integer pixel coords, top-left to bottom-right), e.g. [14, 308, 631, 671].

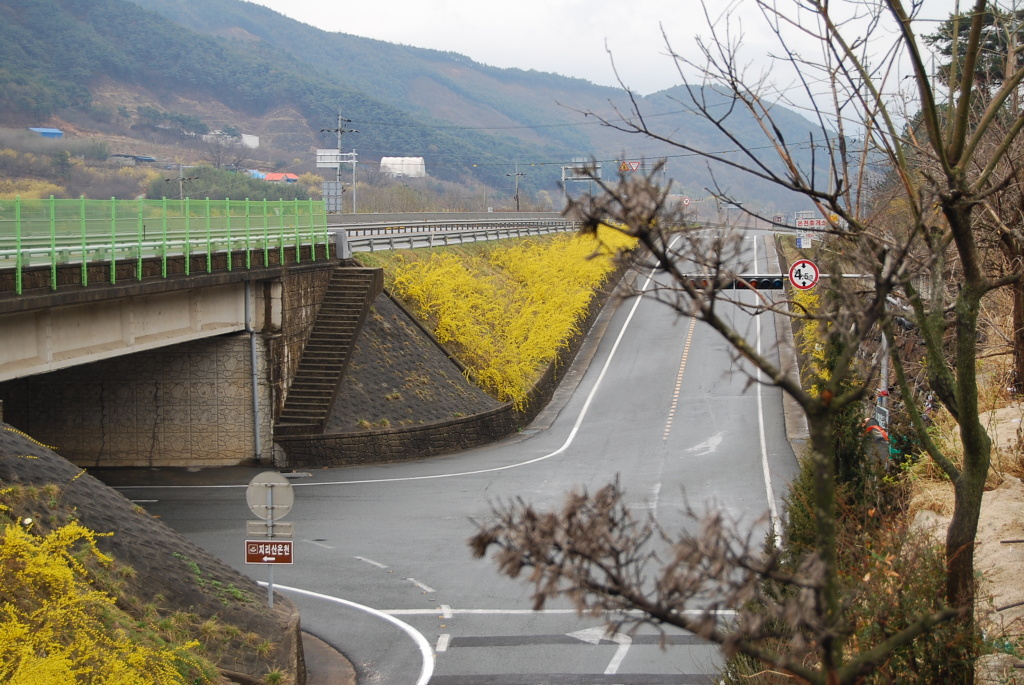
[278, 405, 519, 467]
[0, 332, 272, 467]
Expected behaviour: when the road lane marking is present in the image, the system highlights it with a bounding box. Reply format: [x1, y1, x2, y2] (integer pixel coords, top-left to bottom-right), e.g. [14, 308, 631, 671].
[303, 539, 334, 549]
[267, 583, 434, 685]
[355, 556, 388, 568]
[664, 315, 697, 440]
[436, 633, 450, 652]
[407, 578, 436, 593]
[449, 633, 710, 647]
[427, 674, 712, 684]
[380, 607, 736, 617]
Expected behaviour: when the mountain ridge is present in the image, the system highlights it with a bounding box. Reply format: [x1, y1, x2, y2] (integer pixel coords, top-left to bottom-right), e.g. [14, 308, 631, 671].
[1, 0, 821, 209]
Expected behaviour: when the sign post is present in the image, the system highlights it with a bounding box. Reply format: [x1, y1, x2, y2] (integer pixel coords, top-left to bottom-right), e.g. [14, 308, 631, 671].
[245, 471, 294, 607]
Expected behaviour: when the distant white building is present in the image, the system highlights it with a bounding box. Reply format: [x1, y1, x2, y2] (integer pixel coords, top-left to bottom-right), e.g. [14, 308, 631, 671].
[380, 157, 426, 178]
[203, 131, 260, 149]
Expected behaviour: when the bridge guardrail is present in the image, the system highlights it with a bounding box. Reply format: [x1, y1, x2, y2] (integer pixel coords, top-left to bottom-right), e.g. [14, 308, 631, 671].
[0, 197, 330, 295]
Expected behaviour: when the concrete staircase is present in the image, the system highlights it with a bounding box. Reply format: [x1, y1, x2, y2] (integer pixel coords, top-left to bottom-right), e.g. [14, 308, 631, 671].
[275, 268, 382, 435]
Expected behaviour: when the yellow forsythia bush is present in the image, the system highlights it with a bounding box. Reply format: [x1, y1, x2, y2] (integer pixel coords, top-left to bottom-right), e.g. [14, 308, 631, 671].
[0, 521, 208, 685]
[391, 226, 637, 409]
[791, 286, 828, 394]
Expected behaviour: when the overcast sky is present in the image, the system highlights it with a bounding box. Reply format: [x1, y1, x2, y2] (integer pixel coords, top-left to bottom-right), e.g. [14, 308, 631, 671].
[245, 0, 961, 97]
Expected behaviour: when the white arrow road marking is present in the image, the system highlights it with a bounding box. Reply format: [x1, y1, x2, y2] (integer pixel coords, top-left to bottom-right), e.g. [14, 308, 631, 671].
[684, 431, 724, 456]
[567, 627, 633, 675]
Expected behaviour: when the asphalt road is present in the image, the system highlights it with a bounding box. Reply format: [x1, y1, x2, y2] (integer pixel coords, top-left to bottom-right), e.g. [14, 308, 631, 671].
[112, 231, 800, 684]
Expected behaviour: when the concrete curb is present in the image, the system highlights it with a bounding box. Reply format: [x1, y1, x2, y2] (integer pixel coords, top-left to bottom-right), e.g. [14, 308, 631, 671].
[302, 631, 357, 685]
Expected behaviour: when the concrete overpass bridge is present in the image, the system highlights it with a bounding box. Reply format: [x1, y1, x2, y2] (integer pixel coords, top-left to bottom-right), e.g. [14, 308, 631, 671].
[0, 200, 577, 469]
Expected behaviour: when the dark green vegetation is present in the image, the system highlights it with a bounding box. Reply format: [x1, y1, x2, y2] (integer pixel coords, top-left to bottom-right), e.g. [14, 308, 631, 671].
[145, 164, 310, 201]
[1, 0, 824, 208]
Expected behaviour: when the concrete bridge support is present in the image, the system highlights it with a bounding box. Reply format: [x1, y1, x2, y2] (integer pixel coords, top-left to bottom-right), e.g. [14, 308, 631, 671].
[0, 252, 343, 468]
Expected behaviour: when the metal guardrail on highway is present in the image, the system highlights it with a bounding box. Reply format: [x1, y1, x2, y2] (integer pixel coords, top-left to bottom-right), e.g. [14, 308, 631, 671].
[336, 218, 581, 253]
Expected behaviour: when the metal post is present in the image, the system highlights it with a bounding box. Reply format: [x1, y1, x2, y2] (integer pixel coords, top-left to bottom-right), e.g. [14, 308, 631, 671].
[293, 198, 301, 263]
[336, 111, 343, 183]
[49, 195, 57, 290]
[136, 198, 143, 281]
[161, 197, 168, 278]
[879, 332, 889, 430]
[266, 484, 275, 607]
[225, 198, 233, 272]
[184, 197, 191, 276]
[110, 197, 117, 285]
[14, 197, 22, 295]
[80, 196, 88, 287]
[205, 197, 212, 273]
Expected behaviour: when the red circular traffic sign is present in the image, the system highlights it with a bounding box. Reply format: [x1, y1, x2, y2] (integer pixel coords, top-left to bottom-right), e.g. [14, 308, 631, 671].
[789, 259, 820, 290]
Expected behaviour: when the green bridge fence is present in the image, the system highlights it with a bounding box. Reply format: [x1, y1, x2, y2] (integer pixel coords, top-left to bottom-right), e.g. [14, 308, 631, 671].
[0, 196, 330, 294]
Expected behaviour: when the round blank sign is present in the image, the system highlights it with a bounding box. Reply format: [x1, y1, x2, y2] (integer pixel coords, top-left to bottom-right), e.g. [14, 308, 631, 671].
[246, 471, 294, 521]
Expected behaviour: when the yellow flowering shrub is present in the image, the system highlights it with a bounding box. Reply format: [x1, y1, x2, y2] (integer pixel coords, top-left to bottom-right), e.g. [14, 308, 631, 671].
[387, 227, 637, 409]
[791, 287, 828, 394]
[0, 521, 209, 685]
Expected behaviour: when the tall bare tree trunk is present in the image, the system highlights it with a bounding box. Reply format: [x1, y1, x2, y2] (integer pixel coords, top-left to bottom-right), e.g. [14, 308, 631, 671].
[944, 276, 991, 684]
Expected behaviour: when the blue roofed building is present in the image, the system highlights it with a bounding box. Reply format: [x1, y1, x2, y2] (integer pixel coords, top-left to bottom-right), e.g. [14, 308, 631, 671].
[28, 127, 64, 139]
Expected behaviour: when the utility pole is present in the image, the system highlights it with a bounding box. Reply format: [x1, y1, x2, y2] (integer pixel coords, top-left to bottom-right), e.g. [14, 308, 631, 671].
[351, 149, 357, 215]
[320, 110, 357, 180]
[507, 163, 525, 212]
[164, 163, 197, 200]
[320, 110, 358, 212]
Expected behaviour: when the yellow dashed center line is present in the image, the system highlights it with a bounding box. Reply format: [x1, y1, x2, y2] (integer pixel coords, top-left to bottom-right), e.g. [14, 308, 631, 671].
[664, 316, 697, 440]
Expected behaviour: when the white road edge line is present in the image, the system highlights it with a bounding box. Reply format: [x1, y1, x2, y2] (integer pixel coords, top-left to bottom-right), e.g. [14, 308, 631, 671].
[753, 236, 781, 538]
[265, 583, 434, 685]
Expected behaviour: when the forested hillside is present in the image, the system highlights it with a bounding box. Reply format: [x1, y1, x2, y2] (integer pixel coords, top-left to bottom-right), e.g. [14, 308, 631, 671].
[0, 0, 545, 190]
[0, 0, 823, 208]
[128, 0, 825, 207]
